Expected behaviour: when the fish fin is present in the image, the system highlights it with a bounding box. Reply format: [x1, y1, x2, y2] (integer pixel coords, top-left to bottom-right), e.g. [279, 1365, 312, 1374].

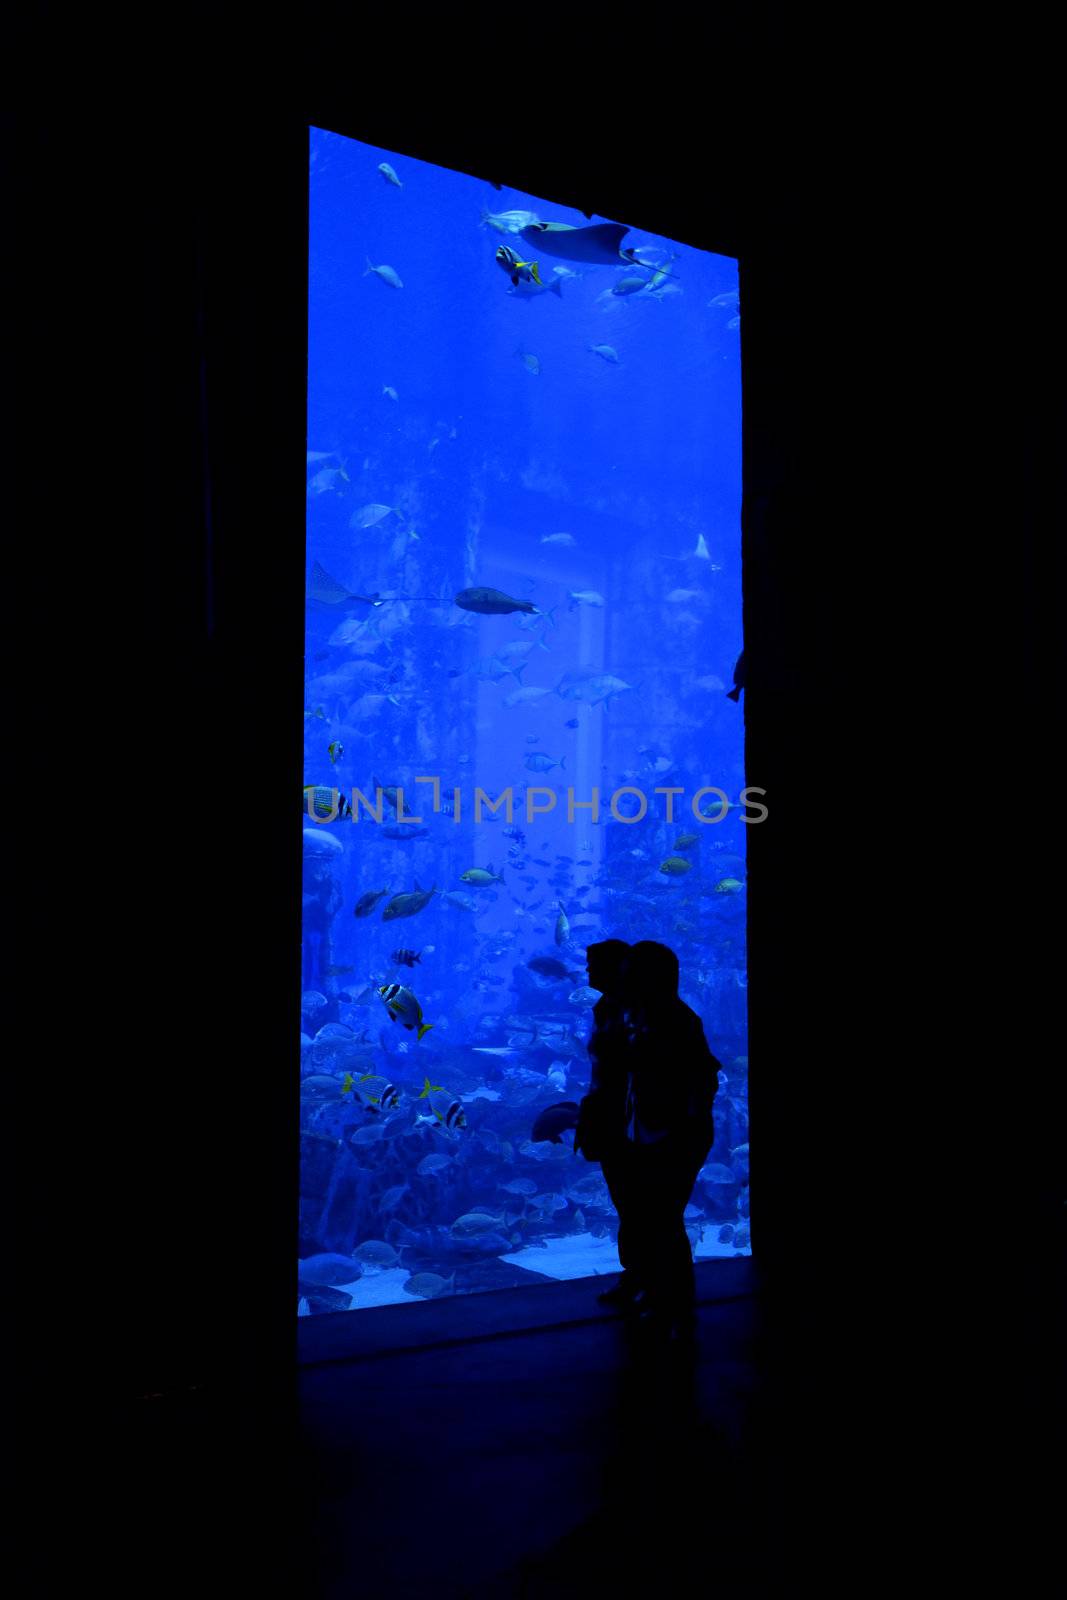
[530, 262, 543, 285]
[560, 756, 566, 770]
[726, 686, 741, 701]
[417, 1022, 433, 1040]
[549, 276, 563, 297]
[364, 257, 374, 276]
[511, 273, 519, 286]
[511, 662, 526, 683]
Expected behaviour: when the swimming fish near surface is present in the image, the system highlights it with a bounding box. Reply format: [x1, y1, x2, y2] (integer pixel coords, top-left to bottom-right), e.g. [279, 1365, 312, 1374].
[377, 162, 402, 187]
[481, 207, 543, 234]
[727, 650, 746, 702]
[588, 345, 619, 364]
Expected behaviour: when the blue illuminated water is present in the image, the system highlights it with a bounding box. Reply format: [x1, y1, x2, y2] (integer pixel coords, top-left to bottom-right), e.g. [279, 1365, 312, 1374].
[300, 126, 748, 1313]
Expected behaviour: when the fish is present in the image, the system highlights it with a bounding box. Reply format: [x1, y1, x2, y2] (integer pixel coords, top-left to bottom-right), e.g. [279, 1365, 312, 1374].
[351, 502, 394, 529]
[567, 590, 604, 608]
[611, 274, 649, 297]
[556, 670, 636, 708]
[327, 741, 343, 764]
[390, 949, 421, 968]
[527, 956, 576, 982]
[382, 385, 399, 400]
[503, 686, 552, 709]
[564, 718, 579, 729]
[493, 640, 540, 671]
[298, 1253, 362, 1287]
[708, 290, 739, 309]
[304, 706, 326, 720]
[455, 586, 539, 616]
[694, 533, 711, 560]
[416, 1153, 453, 1176]
[307, 560, 386, 609]
[659, 857, 693, 876]
[554, 905, 570, 945]
[503, 826, 526, 843]
[418, 1075, 467, 1130]
[715, 878, 745, 894]
[645, 253, 681, 291]
[353, 887, 390, 917]
[307, 466, 348, 495]
[377, 162, 402, 187]
[499, 1177, 537, 1196]
[304, 786, 353, 821]
[342, 1072, 401, 1110]
[353, 1239, 400, 1268]
[495, 244, 544, 287]
[518, 220, 643, 267]
[364, 258, 403, 289]
[568, 986, 598, 1006]
[377, 983, 433, 1039]
[540, 532, 575, 547]
[439, 890, 478, 912]
[460, 865, 505, 887]
[727, 650, 746, 702]
[727, 315, 740, 330]
[588, 345, 619, 364]
[693, 674, 726, 692]
[674, 833, 700, 851]
[403, 1273, 456, 1299]
[667, 589, 702, 603]
[382, 882, 436, 921]
[517, 351, 541, 375]
[530, 1101, 581, 1144]
[452, 1211, 506, 1237]
[481, 206, 543, 234]
[524, 752, 565, 773]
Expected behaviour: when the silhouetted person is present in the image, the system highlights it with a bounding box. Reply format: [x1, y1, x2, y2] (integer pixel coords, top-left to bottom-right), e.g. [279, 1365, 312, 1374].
[619, 941, 721, 1340]
[574, 940, 639, 1306]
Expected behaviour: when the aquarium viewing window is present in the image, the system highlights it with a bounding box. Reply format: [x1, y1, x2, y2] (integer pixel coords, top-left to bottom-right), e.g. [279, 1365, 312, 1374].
[299, 126, 749, 1314]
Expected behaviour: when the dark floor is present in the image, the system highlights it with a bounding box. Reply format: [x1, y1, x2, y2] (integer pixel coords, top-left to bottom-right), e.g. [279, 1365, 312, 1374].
[99, 1261, 825, 1594]
[78, 1255, 1059, 1596]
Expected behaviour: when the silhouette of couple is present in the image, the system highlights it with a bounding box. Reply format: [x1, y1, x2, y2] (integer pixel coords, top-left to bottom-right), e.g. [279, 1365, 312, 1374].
[576, 940, 721, 1343]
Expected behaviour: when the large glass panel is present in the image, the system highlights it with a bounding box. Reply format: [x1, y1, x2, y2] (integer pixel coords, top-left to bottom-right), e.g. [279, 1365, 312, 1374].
[300, 126, 749, 1314]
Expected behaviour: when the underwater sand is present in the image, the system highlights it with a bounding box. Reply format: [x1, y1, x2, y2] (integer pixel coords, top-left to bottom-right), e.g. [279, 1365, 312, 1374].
[300, 1231, 750, 1312]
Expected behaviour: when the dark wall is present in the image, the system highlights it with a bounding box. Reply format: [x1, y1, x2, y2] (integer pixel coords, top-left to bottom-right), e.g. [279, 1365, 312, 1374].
[16, 4, 1061, 1570]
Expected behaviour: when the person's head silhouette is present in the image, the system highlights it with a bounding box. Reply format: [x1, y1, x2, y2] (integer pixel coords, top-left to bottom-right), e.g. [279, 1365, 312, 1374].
[586, 938, 630, 997]
[626, 940, 679, 1011]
